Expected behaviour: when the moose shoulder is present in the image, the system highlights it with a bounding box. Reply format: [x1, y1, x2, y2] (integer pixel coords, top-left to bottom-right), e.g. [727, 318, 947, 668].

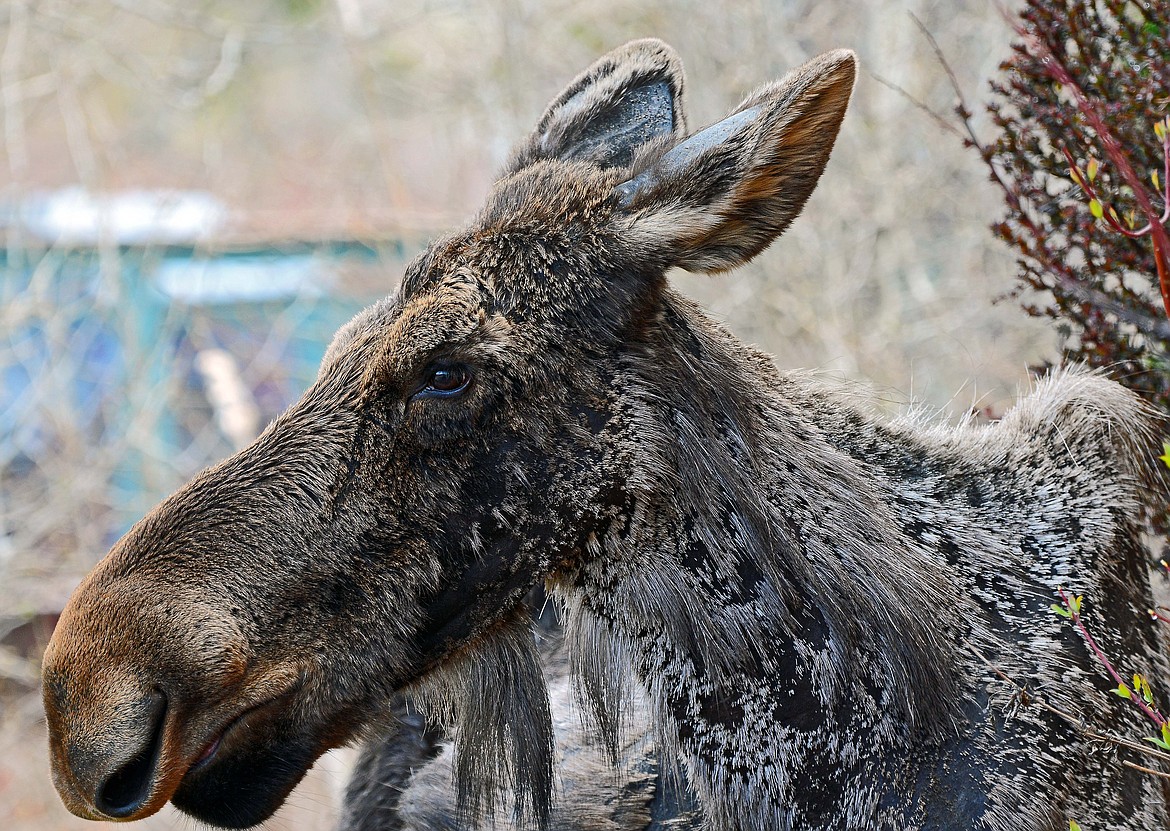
[42, 39, 1167, 831]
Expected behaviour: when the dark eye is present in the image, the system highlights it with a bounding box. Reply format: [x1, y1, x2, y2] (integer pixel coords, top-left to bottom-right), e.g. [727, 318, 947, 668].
[413, 364, 472, 399]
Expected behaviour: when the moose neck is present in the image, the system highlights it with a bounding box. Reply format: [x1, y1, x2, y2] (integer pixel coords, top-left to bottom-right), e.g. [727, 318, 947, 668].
[556, 288, 966, 823]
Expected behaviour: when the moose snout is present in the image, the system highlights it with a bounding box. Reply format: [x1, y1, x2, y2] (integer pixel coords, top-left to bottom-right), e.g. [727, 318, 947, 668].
[41, 559, 267, 822]
[41, 642, 181, 823]
[90, 688, 167, 818]
[43, 676, 170, 821]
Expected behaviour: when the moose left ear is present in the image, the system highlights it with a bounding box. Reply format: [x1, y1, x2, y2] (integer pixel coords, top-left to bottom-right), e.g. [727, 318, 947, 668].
[507, 38, 687, 173]
[613, 49, 856, 273]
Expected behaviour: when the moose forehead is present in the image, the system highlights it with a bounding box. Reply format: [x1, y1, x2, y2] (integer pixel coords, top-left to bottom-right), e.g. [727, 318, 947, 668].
[323, 161, 625, 383]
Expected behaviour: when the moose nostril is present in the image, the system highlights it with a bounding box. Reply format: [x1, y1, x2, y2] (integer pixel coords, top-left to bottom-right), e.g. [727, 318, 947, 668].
[94, 691, 167, 818]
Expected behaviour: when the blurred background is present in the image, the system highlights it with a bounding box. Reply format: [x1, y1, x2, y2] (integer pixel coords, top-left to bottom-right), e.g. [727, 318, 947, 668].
[0, 0, 1052, 828]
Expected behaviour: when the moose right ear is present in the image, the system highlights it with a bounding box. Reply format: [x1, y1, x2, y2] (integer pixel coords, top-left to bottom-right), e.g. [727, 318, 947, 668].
[506, 38, 687, 174]
[613, 49, 856, 274]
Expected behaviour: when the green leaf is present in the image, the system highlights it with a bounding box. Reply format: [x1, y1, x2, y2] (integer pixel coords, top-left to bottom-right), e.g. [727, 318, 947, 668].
[1158, 442, 1170, 469]
[1051, 603, 1072, 618]
[1087, 158, 1099, 182]
[1089, 199, 1104, 219]
[1161, 722, 1170, 747]
[1144, 735, 1170, 750]
[1069, 820, 1082, 831]
[1114, 684, 1132, 699]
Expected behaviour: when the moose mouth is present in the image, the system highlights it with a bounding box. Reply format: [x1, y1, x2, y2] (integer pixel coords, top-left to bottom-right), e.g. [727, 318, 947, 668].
[87, 682, 319, 829]
[170, 688, 321, 829]
[189, 694, 286, 772]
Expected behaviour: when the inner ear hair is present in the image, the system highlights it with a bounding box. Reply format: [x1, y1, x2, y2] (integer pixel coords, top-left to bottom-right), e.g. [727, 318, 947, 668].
[613, 49, 857, 274]
[507, 38, 688, 173]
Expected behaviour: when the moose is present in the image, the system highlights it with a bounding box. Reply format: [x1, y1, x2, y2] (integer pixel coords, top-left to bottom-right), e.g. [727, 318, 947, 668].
[42, 39, 1168, 830]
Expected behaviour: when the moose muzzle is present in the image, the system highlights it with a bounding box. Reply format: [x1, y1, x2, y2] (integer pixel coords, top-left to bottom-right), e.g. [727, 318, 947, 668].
[40, 559, 303, 823]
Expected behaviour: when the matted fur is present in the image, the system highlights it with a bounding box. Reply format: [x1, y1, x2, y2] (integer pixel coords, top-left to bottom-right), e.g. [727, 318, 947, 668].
[42, 39, 1168, 831]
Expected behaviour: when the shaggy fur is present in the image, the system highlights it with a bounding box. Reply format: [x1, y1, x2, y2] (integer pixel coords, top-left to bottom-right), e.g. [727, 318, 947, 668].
[343, 603, 700, 831]
[41, 39, 1167, 831]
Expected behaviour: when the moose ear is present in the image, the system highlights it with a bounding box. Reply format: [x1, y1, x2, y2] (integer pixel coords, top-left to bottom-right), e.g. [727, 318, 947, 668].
[506, 38, 687, 173]
[613, 49, 856, 273]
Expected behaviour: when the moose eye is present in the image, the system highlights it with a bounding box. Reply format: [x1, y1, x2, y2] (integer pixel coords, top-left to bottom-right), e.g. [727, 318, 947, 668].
[413, 364, 472, 400]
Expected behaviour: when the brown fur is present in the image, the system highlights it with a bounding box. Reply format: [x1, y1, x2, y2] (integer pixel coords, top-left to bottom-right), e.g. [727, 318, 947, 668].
[42, 40, 1167, 830]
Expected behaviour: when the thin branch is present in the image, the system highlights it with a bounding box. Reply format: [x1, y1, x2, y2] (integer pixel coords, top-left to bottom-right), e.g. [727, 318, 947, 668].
[868, 71, 966, 141]
[1057, 589, 1166, 729]
[1052, 276, 1170, 341]
[965, 641, 1170, 767]
[910, 12, 973, 121]
[1020, 25, 1170, 319]
[1123, 760, 1170, 780]
[1061, 133, 1170, 237]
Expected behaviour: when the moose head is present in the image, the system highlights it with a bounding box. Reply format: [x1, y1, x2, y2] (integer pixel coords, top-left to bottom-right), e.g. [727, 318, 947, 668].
[42, 40, 856, 828]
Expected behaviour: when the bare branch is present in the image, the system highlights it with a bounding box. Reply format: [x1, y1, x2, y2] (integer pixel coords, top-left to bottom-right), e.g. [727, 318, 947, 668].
[868, 71, 966, 141]
[965, 641, 1170, 769]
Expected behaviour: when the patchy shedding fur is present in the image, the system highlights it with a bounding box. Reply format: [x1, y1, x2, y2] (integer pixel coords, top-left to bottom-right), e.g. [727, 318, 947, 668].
[42, 39, 1167, 831]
